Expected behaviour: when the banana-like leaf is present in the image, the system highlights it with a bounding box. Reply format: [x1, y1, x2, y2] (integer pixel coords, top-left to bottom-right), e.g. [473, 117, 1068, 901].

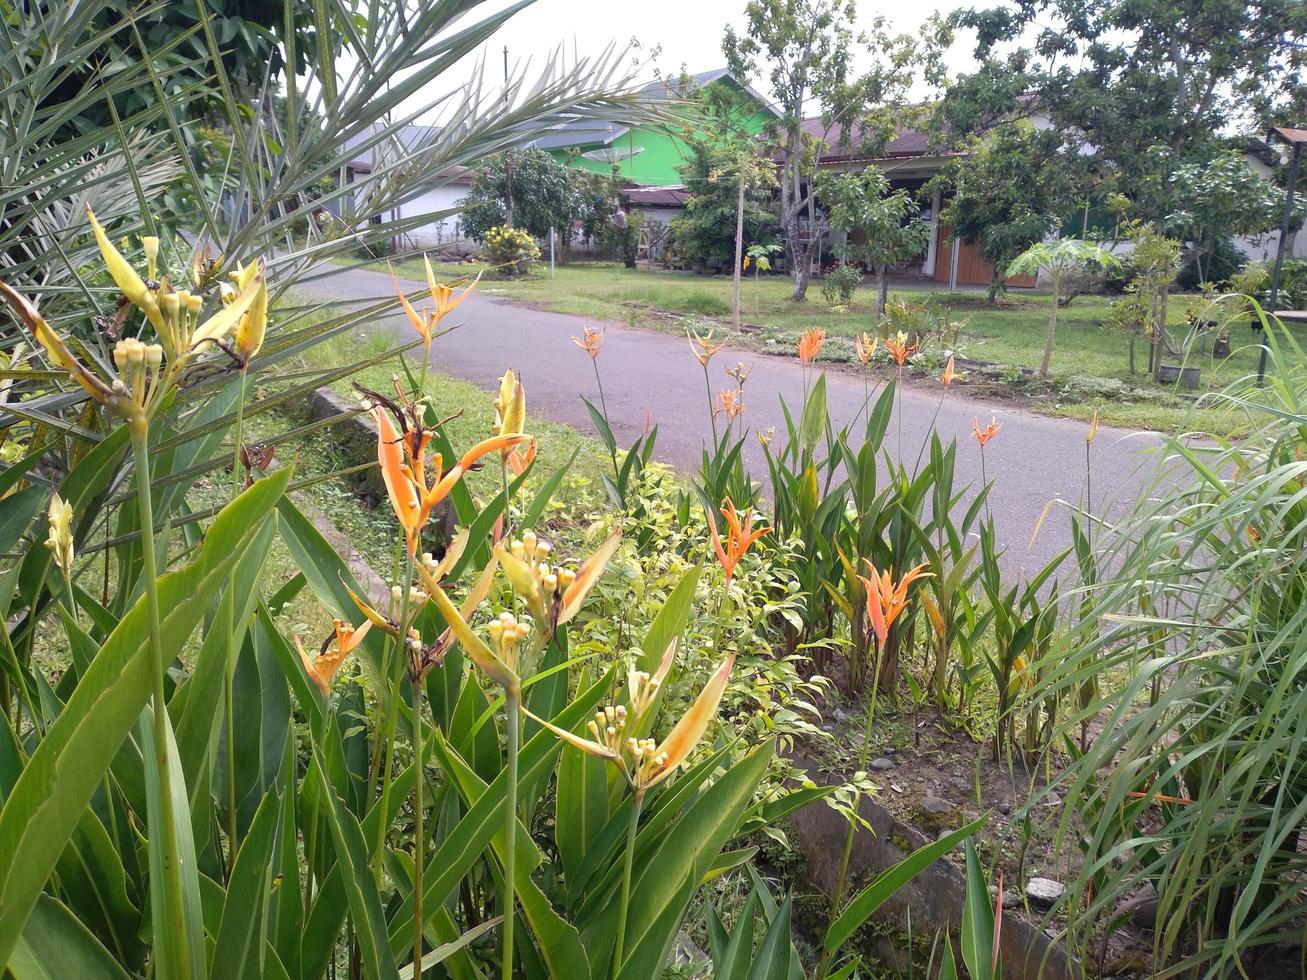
[7, 894, 130, 980]
[0, 468, 290, 969]
[210, 787, 282, 978]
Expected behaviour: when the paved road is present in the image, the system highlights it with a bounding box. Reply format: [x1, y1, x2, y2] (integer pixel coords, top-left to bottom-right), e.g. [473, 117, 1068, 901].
[299, 263, 1165, 576]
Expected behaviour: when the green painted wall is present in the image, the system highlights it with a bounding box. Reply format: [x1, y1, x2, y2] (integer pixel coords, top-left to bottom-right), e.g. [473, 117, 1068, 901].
[547, 78, 774, 187]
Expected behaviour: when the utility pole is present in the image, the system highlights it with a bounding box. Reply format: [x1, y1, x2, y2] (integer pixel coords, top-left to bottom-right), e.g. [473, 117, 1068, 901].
[503, 45, 514, 228]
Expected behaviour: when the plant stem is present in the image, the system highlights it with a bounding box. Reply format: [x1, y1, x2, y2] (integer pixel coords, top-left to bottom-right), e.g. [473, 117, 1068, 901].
[376, 547, 414, 883]
[593, 361, 619, 483]
[702, 363, 718, 444]
[612, 789, 644, 978]
[816, 643, 885, 980]
[132, 427, 192, 980]
[225, 368, 248, 872]
[502, 689, 521, 980]
[411, 673, 425, 976]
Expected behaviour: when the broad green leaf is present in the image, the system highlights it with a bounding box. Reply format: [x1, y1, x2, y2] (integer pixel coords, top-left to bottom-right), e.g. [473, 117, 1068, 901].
[210, 787, 281, 978]
[0, 468, 289, 969]
[8, 894, 130, 980]
[825, 817, 985, 952]
[556, 666, 609, 883]
[961, 840, 996, 980]
[746, 893, 797, 980]
[0, 485, 44, 555]
[636, 567, 702, 674]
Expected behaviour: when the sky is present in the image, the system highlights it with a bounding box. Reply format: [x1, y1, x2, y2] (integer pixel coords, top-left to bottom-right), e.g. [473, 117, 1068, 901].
[398, 0, 984, 122]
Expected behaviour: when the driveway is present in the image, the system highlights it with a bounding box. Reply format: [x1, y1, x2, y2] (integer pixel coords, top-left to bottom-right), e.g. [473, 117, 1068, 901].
[300, 263, 1165, 576]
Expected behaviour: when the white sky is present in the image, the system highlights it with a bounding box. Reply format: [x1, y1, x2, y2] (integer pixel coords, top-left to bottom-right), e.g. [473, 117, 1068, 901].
[399, 0, 983, 121]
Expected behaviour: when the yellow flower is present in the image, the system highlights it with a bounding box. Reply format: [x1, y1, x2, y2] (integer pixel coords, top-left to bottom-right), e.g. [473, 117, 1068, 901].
[45, 493, 74, 573]
[233, 272, 268, 363]
[296, 618, 372, 697]
[688, 327, 725, 366]
[86, 207, 164, 332]
[1087, 410, 1099, 445]
[496, 527, 622, 631]
[571, 326, 604, 359]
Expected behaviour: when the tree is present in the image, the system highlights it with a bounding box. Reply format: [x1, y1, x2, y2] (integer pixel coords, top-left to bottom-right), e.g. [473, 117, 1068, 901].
[1006, 240, 1121, 375]
[939, 0, 1306, 180]
[931, 125, 1080, 301]
[458, 149, 588, 250]
[724, 0, 933, 301]
[818, 167, 930, 316]
[670, 139, 777, 269]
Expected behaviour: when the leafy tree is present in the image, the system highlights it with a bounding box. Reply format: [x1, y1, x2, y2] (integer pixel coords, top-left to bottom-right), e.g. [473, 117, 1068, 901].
[818, 167, 930, 316]
[938, 0, 1306, 180]
[459, 149, 589, 247]
[670, 139, 777, 269]
[1006, 240, 1121, 375]
[724, 0, 935, 301]
[932, 125, 1081, 301]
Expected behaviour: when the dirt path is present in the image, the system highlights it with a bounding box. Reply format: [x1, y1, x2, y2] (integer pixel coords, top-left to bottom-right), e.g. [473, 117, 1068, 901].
[299, 263, 1165, 575]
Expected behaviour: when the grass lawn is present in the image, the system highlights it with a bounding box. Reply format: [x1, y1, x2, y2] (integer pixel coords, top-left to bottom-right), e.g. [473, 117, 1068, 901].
[377, 256, 1302, 435]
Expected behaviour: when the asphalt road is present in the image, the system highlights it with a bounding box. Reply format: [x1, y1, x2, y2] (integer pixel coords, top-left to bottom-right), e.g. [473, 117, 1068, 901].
[299, 263, 1166, 576]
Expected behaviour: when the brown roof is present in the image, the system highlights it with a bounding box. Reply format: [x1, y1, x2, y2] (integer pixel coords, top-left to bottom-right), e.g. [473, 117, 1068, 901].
[622, 185, 690, 207]
[797, 116, 936, 162]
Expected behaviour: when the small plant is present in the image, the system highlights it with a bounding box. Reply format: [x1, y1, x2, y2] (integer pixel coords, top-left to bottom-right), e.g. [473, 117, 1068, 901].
[820, 261, 863, 309]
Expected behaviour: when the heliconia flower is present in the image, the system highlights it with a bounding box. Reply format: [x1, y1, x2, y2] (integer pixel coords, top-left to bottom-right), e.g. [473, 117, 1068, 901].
[0, 281, 126, 412]
[921, 593, 946, 640]
[726, 361, 752, 386]
[571, 327, 604, 359]
[855, 332, 878, 366]
[190, 241, 221, 288]
[688, 327, 726, 366]
[189, 275, 265, 354]
[1087, 410, 1099, 445]
[494, 368, 526, 442]
[797, 327, 827, 365]
[716, 388, 745, 420]
[940, 356, 960, 387]
[972, 416, 1001, 448]
[708, 498, 770, 585]
[370, 397, 527, 555]
[521, 653, 733, 794]
[758, 426, 775, 449]
[46, 493, 74, 574]
[424, 256, 480, 324]
[296, 618, 372, 696]
[857, 559, 932, 650]
[427, 578, 521, 693]
[497, 527, 622, 631]
[86, 207, 164, 332]
[233, 273, 268, 363]
[885, 331, 917, 367]
[506, 438, 537, 476]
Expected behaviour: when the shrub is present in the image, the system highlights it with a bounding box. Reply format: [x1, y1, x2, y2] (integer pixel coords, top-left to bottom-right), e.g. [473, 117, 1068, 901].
[820, 261, 862, 308]
[477, 224, 540, 276]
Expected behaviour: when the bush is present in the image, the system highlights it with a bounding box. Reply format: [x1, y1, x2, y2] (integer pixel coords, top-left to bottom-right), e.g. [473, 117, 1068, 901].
[477, 224, 540, 276]
[820, 261, 863, 308]
[1178, 237, 1245, 289]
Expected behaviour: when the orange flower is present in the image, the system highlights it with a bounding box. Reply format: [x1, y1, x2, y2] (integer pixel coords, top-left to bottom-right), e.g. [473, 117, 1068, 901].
[393, 257, 480, 350]
[571, 326, 604, 359]
[972, 416, 1000, 448]
[854, 332, 878, 366]
[857, 560, 932, 650]
[885, 331, 917, 367]
[708, 498, 770, 584]
[688, 326, 726, 366]
[369, 392, 526, 555]
[940, 356, 960, 387]
[506, 438, 537, 476]
[296, 618, 372, 696]
[716, 388, 745, 420]
[798, 327, 827, 365]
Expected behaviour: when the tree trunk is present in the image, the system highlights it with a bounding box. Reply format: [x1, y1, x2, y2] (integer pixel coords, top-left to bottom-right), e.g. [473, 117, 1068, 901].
[875, 265, 888, 317]
[1152, 284, 1171, 381]
[732, 175, 745, 331]
[1039, 271, 1060, 376]
[1128, 334, 1136, 375]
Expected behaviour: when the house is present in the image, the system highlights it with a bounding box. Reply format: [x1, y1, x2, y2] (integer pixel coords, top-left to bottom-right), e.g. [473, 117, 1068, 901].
[529, 68, 780, 188]
[341, 124, 474, 249]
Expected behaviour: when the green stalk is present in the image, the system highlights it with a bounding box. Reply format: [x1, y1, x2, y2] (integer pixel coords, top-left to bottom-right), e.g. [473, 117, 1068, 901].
[702, 363, 718, 444]
[612, 789, 644, 978]
[502, 688, 521, 979]
[375, 549, 414, 880]
[411, 673, 425, 975]
[132, 427, 192, 980]
[593, 360, 619, 482]
[816, 644, 885, 980]
[225, 368, 248, 871]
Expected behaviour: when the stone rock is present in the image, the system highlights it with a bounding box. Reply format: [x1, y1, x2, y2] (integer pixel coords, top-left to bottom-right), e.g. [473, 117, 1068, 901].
[1043, 792, 1062, 808]
[884, 746, 897, 755]
[1025, 877, 1066, 909]
[870, 757, 894, 771]
[921, 795, 955, 815]
[990, 885, 1022, 909]
[1116, 883, 1159, 931]
[998, 801, 1013, 815]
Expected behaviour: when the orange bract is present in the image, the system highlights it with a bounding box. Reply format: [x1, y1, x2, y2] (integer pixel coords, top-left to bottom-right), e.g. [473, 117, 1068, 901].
[571, 326, 604, 359]
[709, 498, 770, 584]
[688, 326, 726, 366]
[857, 559, 932, 650]
[296, 618, 372, 696]
[716, 388, 745, 420]
[798, 327, 827, 365]
[940, 356, 959, 387]
[885, 331, 917, 367]
[393, 257, 480, 349]
[972, 416, 1001, 447]
[854, 332, 878, 366]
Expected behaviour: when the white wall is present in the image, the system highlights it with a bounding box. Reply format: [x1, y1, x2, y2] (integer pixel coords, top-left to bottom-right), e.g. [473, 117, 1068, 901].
[393, 184, 469, 248]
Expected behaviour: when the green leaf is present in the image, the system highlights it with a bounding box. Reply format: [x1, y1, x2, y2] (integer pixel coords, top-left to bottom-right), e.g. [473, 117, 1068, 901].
[210, 788, 281, 978]
[310, 747, 400, 980]
[556, 667, 609, 883]
[0, 467, 290, 969]
[0, 485, 44, 555]
[799, 373, 827, 451]
[961, 840, 996, 980]
[636, 567, 703, 675]
[8, 894, 131, 980]
[824, 816, 985, 952]
[746, 893, 797, 980]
